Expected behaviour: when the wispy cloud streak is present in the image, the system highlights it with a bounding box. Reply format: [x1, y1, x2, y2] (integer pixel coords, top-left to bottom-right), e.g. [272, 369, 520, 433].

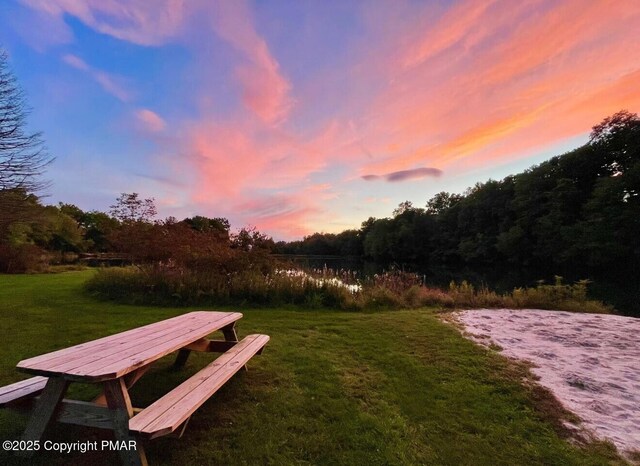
[210, 0, 293, 124]
[362, 167, 443, 182]
[62, 54, 132, 102]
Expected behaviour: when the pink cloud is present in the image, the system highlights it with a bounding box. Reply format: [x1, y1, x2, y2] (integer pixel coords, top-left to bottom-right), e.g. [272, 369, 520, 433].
[356, 0, 640, 177]
[28, 0, 293, 125]
[22, 0, 188, 46]
[178, 0, 639, 238]
[185, 120, 277, 202]
[233, 191, 321, 239]
[62, 54, 132, 102]
[176, 113, 353, 238]
[9, 5, 73, 51]
[210, 0, 293, 124]
[135, 109, 166, 133]
[184, 120, 332, 197]
[401, 0, 501, 69]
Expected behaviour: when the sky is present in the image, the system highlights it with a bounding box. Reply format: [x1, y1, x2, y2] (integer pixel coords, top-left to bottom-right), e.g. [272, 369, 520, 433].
[1, 0, 639, 240]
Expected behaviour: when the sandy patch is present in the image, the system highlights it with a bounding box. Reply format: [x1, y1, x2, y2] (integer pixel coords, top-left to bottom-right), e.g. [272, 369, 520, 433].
[455, 309, 640, 457]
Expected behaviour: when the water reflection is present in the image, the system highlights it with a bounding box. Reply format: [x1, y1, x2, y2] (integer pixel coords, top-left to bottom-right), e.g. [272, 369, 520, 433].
[274, 255, 640, 316]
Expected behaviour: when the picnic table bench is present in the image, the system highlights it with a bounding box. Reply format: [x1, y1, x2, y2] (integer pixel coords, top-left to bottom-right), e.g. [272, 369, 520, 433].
[0, 311, 269, 465]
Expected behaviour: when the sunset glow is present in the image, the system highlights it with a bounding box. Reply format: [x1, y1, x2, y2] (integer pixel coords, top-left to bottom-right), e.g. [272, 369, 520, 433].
[2, 0, 639, 239]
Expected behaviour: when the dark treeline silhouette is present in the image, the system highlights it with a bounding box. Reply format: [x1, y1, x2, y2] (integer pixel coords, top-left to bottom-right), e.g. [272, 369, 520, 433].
[276, 111, 640, 314]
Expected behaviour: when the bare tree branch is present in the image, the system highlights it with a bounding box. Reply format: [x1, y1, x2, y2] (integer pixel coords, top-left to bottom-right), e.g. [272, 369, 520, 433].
[0, 49, 53, 193]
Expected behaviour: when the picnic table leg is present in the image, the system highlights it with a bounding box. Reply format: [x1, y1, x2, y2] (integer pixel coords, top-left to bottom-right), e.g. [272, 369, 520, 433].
[93, 366, 150, 405]
[17, 377, 68, 458]
[221, 323, 248, 371]
[103, 379, 148, 466]
[172, 349, 191, 370]
[221, 322, 239, 342]
[174, 322, 241, 370]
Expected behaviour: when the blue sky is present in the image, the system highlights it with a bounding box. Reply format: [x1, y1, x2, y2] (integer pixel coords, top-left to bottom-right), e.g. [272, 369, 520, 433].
[1, 0, 639, 239]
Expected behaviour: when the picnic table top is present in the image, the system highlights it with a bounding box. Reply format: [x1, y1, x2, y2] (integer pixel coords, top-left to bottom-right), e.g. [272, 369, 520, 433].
[16, 311, 242, 383]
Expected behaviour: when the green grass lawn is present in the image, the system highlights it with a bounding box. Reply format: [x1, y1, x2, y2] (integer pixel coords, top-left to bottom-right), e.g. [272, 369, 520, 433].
[0, 271, 623, 465]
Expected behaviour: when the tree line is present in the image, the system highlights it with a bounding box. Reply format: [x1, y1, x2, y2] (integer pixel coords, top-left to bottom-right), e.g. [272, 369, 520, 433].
[0, 189, 278, 272]
[276, 111, 640, 286]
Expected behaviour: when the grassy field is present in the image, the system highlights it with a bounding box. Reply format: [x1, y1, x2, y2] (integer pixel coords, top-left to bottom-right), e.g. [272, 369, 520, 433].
[0, 271, 623, 465]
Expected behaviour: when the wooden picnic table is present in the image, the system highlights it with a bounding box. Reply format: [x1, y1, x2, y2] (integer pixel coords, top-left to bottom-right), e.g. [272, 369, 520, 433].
[0, 311, 269, 465]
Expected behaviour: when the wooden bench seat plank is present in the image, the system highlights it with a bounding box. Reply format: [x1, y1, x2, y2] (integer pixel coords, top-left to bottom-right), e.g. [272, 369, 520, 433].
[17, 312, 242, 382]
[129, 334, 269, 438]
[130, 334, 268, 437]
[0, 377, 49, 407]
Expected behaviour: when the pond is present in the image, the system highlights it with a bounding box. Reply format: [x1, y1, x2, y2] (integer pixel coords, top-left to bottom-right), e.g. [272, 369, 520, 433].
[275, 255, 640, 317]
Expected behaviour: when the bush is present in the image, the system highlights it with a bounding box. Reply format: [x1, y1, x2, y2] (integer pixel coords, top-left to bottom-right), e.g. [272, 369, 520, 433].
[361, 286, 404, 309]
[403, 285, 455, 308]
[508, 277, 611, 313]
[367, 269, 420, 294]
[86, 265, 613, 314]
[85, 265, 359, 308]
[419, 278, 612, 314]
[0, 243, 47, 273]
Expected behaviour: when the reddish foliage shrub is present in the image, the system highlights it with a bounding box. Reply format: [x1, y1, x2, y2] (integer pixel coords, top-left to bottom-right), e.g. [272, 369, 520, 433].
[0, 243, 46, 273]
[368, 269, 421, 294]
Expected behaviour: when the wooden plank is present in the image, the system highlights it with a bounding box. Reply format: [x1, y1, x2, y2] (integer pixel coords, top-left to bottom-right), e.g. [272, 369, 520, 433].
[93, 366, 151, 406]
[81, 314, 243, 380]
[9, 396, 117, 430]
[183, 339, 238, 352]
[18, 312, 243, 381]
[43, 317, 201, 368]
[17, 377, 68, 458]
[182, 338, 210, 352]
[47, 312, 229, 368]
[18, 312, 206, 368]
[51, 312, 241, 376]
[173, 338, 240, 368]
[45, 320, 207, 375]
[176, 417, 191, 438]
[104, 379, 147, 466]
[18, 312, 240, 371]
[56, 399, 114, 430]
[0, 376, 48, 407]
[131, 335, 266, 432]
[104, 379, 134, 418]
[139, 334, 269, 438]
[222, 322, 247, 372]
[18, 312, 238, 371]
[16, 316, 200, 379]
[123, 366, 152, 391]
[131, 334, 266, 438]
[130, 334, 269, 438]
